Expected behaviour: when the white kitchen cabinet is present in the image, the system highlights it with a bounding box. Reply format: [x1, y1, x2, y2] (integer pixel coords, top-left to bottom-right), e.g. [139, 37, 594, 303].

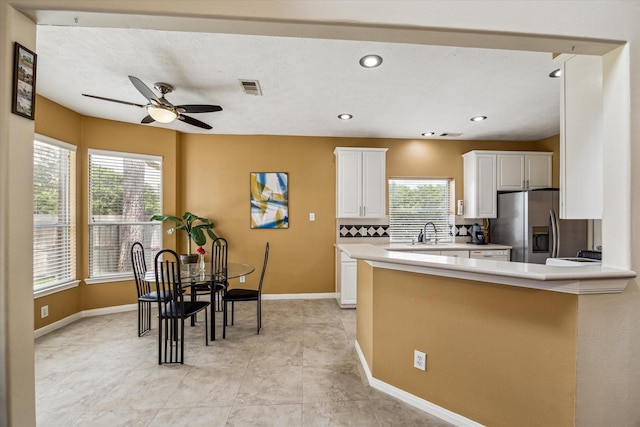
[463, 151, 497, 218]
[559, 54, 603, 219]
[336, 250, 357, 308]
[464, 150, 552, 219]
[409, 250, 470, 258]
[440, 250, 470, 258]
[496, 152, 552, 191]
[335, 147, 388, 218]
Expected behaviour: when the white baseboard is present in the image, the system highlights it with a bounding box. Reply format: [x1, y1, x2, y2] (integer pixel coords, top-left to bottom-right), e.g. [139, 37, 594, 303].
[262, 292, 336, 300]
[33, 295, 339, 338]
[34, 304, 137, 338]
[354, 340, 484, 427]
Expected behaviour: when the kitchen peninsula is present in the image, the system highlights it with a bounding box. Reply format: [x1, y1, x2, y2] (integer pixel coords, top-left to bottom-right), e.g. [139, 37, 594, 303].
[339, 243, 635, 426]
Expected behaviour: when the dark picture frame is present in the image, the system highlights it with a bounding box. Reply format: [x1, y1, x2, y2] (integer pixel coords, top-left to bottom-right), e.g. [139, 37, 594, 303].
[12, 42, 37, 120]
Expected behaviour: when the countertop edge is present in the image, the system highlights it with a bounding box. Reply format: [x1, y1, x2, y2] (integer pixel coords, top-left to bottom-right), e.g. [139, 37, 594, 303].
[335, 243, 636, 295]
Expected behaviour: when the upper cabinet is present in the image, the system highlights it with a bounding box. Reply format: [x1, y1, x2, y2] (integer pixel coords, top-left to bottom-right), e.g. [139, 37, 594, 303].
[496, 152, 552, 191]
[335, 147, 388, 218]
[463, 150, 552, 219]
[463, 151, 497, 218]
[559, 54, 603, 219]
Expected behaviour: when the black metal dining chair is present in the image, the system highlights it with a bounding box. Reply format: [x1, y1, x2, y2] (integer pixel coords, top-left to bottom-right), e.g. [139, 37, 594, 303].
[186, 237, 228, 340]
[208, 237, 229, 339]
[222, 242, 269, 338]
[131, 242, 167, 337]
[155, 249, 210, 364]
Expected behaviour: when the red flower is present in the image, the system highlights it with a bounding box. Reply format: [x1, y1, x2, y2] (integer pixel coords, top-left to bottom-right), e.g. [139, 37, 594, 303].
[196, 246, 206, 255]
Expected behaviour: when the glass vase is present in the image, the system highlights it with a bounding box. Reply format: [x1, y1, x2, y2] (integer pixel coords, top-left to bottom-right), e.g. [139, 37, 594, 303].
[199, 254, 205, 271]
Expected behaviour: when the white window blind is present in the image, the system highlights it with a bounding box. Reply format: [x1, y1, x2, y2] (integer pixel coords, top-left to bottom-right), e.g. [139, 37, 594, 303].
[88, 149, 163, 279]
[388, 178, 452, 243]
[33, 135, 77, 290]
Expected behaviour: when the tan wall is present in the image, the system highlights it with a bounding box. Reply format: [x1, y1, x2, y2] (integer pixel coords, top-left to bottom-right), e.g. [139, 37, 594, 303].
[33, 99, 180, 326]
[79, 117, 179, 310]
[356, 260, 374, 368]
[32, 97, 558, 328]
[33, 96, 82, 329]
[369, 267, 578, 426]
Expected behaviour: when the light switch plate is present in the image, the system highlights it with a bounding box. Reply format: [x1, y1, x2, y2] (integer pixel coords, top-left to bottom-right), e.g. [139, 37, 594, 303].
[309, 212, 315, 221]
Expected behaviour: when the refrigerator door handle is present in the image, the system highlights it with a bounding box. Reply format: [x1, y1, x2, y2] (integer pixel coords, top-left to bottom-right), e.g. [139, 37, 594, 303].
[550, 209, 560, 258]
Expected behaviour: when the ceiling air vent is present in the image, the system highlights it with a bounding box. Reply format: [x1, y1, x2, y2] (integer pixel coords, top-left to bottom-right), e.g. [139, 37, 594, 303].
[239, 79, 262, 96]
[439, 132, 463, 137]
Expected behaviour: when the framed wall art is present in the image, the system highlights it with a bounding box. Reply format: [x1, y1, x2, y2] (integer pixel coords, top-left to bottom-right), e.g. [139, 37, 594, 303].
[250, 172, 289, 229]
[12, 42, 37, 120]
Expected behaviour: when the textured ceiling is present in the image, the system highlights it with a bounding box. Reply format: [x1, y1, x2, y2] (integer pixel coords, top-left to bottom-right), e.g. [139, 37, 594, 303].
[35, 25, 561, 141]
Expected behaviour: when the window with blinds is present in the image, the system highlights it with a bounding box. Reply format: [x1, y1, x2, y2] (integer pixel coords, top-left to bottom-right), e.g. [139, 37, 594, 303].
[33, 135, 77, 290]
[88, 149, 163, 279]
[388, 178, 453, 243]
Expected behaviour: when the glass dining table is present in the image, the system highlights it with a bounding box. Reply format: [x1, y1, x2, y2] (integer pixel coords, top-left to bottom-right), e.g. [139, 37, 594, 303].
[182, 262, 255, 283]
[144, 262, 255, 341]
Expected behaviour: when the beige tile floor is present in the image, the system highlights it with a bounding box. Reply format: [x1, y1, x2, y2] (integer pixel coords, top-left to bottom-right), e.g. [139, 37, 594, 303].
[35, 299, 453, 426]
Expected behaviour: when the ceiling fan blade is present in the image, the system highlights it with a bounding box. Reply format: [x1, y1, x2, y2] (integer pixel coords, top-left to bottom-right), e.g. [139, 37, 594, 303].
[178, 114, 212, 130]
[176, 104, 223, 114]
[82, 93, 145, 108]
[141, 115, 155, 124]
[128, 75, 160, 103]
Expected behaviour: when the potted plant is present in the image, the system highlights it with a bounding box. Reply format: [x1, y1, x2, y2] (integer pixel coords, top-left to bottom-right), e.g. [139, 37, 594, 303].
[151, 211, 218, 264]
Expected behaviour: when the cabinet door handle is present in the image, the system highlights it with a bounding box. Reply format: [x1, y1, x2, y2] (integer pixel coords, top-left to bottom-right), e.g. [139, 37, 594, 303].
[363, 206, 366, 216]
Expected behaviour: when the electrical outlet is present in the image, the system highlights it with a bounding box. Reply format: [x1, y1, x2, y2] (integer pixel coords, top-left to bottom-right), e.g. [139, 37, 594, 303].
[309, 212, 316, 221]
[414, 350, 426, 371]
[41, 305, 49, 318]
[240, 275, 246, 283]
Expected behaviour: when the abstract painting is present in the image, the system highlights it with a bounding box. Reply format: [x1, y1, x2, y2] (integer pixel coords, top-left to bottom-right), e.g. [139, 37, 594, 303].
[250, 172, 289, 229]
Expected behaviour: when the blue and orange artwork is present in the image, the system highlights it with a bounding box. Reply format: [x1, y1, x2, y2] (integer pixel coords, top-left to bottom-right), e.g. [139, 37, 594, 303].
[250, 172, 289, 229]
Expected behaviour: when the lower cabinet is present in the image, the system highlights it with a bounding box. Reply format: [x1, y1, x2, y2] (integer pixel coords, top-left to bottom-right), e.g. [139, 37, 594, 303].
[336, 250, 357, 308]
[409, 250, 470, 258]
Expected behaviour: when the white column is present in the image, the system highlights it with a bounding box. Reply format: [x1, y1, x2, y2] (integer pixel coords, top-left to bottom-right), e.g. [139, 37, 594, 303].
[0, 4, 36, 426]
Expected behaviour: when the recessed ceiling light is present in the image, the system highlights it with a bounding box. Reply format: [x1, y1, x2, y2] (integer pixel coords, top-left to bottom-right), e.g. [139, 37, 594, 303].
[359, 54, 383, 68]
[549, 68, 562, 78]
[421, 132, 435, 137]
[338, 113, 353, 120]
[470, 116, 487, 122]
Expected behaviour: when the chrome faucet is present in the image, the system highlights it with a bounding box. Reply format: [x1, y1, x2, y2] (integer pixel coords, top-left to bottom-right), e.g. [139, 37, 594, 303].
[421, 222, 439, 244]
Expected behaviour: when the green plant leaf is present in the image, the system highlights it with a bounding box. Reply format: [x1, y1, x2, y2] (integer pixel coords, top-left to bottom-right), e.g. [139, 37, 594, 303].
[190, 227, 207, 246]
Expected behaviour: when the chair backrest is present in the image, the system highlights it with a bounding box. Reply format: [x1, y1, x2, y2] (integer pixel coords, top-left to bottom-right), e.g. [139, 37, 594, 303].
[130, 242, 151, 297]
[154, 249, 183, 308]
[210, 237, 228, 281]
[257, 242, 270, 294]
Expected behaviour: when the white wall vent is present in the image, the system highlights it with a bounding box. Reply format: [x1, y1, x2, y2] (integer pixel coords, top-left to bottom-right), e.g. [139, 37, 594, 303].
[239, 79, 262, 96]
[439, 132, 463, 137]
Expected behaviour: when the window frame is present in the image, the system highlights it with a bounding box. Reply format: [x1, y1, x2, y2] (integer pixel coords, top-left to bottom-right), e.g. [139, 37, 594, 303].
[87, 149, 163, 284]
[33, 134, 79, 296]
[388, 177, 454, 243]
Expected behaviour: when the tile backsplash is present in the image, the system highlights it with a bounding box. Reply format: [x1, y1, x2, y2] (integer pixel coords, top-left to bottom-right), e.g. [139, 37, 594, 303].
[339, 224, 390, 238]
[337, 217, 390, 243]
[335, 216, 485, 243]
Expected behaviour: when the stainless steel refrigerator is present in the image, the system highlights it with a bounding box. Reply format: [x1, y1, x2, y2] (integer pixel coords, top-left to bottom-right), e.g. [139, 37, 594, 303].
[489, 189, 587, 264]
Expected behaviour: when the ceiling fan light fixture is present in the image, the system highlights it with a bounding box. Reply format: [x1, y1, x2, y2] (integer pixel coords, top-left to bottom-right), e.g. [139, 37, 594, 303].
[147, 106, 177, 123]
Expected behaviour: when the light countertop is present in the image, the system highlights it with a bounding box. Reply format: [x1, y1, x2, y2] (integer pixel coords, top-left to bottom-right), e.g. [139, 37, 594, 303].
[336, 243, 635, 294]
[376, 242, 511, 251]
